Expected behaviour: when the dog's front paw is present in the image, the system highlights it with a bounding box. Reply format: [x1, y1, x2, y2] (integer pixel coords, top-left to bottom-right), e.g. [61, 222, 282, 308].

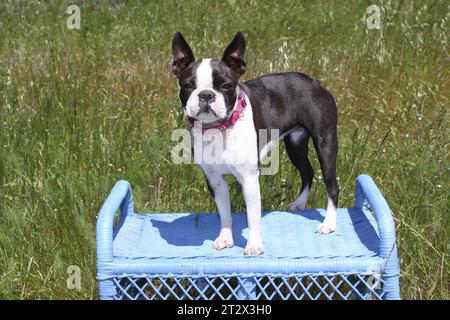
[213, 231, 234, 250]
[316, 220, 336, 234]
[244, 242, 264, 256]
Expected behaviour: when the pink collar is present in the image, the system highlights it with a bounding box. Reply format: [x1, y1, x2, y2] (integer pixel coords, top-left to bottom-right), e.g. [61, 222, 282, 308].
[187, 89, 248, 133]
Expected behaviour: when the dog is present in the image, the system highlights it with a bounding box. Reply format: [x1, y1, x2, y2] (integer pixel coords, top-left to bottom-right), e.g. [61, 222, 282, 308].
[171, 32, 339, 255]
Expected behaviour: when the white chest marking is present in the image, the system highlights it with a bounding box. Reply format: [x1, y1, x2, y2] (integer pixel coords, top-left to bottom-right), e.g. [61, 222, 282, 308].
[192, 91, 258, 178]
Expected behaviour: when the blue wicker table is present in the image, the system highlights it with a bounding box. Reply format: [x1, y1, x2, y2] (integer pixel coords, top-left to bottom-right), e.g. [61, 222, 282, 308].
[96, 174, 400, 300]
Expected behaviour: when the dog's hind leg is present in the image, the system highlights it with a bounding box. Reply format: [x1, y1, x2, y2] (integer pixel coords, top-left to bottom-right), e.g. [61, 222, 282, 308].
[284, 128, 314, 212]
[311, 128, 339, 234]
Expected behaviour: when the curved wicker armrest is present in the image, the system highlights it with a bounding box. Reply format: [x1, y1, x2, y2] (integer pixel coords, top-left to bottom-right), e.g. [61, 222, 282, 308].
[354, 174, 400, 299]
[354, 174, 396, 259]
[96, 180, 134, 266]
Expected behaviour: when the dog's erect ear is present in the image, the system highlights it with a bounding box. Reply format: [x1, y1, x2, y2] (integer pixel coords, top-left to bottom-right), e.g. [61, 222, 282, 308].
[172, 32, 195, 77]
[222, 32, 246, 76]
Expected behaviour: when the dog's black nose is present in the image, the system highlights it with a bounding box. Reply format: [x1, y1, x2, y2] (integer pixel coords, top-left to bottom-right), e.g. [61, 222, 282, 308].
[198, 90, 216, 102]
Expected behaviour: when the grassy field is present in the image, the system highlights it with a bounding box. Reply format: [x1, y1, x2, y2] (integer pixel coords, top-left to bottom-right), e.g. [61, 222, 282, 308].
[0, 0, 448, 299]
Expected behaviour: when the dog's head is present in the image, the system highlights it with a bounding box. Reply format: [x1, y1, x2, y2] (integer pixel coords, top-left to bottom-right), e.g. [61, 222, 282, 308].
[171, 32, 246, 124]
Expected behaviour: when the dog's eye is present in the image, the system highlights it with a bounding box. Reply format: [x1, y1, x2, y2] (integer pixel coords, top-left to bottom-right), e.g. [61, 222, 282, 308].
[181, 82, 194, 90]
[221, 83, 234, 91]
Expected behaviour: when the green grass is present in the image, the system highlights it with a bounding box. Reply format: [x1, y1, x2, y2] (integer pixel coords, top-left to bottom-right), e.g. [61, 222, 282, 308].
[0, 0, 448, 299]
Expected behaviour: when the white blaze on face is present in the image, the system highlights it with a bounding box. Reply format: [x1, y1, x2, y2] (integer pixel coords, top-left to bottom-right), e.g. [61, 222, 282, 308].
[186, 59, 228, 124]
[196, 58, 214, 88]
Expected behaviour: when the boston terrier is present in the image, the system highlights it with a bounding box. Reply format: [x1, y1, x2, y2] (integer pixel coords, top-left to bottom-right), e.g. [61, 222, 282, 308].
[171, 32, 339, 255]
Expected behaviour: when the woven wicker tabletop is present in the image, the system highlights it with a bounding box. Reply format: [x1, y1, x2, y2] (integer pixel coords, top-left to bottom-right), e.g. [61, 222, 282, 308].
[111, 208, 383, 274]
